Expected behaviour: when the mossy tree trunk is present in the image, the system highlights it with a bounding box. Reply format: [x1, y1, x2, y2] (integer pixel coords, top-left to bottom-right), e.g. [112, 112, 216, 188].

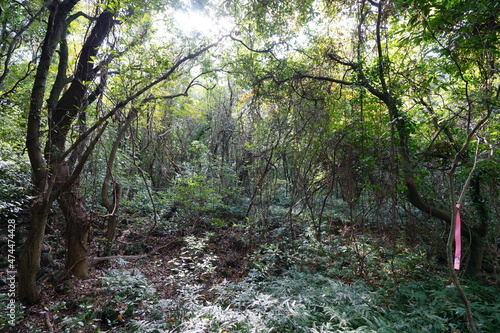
[58, 168, 90, 278]
[20, 1, 115, 303]
[20, 0, 79, 305]
[18, 199, 51, 304]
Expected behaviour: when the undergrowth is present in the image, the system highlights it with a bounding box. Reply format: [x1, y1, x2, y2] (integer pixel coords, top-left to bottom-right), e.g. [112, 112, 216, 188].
[91, 268, 499, 333]
[55, 232, 499, 333]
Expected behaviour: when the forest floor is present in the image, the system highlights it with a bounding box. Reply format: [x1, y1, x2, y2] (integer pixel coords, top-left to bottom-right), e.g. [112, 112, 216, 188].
[1, 213, 499, 332]
[2, 215, 259, 333]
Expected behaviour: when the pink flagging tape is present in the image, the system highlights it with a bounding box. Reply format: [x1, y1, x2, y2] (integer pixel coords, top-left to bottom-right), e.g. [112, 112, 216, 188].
[454, 204, 461, 270]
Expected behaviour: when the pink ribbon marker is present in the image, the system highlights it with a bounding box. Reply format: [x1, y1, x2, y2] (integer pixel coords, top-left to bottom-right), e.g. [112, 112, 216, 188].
[454, 204, 461, 270]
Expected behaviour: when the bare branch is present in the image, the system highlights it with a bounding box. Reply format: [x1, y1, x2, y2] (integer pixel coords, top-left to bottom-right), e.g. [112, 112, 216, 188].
[296, 70, 355, 85]
[229, 34, 276, 54]
[58, 40, 223, 163]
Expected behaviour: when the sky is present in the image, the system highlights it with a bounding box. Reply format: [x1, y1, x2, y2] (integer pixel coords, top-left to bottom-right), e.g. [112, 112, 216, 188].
[154, 7, 235, 40]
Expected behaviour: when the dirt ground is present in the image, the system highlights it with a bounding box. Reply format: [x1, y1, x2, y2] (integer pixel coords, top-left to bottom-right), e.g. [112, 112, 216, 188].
[1, 215, 256, 333]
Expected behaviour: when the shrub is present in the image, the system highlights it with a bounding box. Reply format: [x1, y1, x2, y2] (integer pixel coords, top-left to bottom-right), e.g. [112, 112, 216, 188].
[0, 147, 31, 219]
[0, 294, 24, 330]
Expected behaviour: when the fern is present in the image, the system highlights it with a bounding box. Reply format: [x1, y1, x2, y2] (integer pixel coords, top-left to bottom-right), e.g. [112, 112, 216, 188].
[55, 242, 499, 333]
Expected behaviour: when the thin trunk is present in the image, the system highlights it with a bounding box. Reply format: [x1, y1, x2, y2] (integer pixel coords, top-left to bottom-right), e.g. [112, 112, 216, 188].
[465, 226, 488, 278]
[465, 172, 490, 277]
[102, 109, 137, 251]
[448, 163, 479, 333]
[446, 204, 477, 333]
[104, 192, 120, 251]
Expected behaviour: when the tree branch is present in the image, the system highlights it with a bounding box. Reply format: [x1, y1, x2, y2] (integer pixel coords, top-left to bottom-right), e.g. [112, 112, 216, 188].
[293, 73, 355, 86]
[57, 40, 223, 163]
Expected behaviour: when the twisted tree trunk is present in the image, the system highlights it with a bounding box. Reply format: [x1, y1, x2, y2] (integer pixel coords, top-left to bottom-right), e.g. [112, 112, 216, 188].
[58, 166, 90, 278]
[102, 108, 137, 253]
[20, 0, 79, 305]
[20, 2, 114, 303]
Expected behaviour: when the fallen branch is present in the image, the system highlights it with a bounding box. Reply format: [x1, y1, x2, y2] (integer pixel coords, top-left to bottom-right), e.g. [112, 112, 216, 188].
[40, 311, 54, 332]
[90, 240, 182, 264]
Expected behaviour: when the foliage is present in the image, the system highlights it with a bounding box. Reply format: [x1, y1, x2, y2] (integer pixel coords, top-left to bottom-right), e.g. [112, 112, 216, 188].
[1, 0, 499, 330]
[104, 269, 157, 301]
[60, 302, 101, 333]
[169, 166, 225, 214]
[0, 294, 24, 330]
[158, 140, 244, 229]
[81, 264, 500, 333]
[120, 185, 156, 217]
[164, 234, 219, 285]
[17, 230, 500, 332]
[60, 269, 158, 332]
[0, 146, 31, 218]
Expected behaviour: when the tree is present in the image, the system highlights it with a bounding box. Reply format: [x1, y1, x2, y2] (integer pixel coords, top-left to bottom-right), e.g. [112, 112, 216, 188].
[390, 0, 499, 279]
[4, 0, 496, 313]
[20, 0, 119, 303]
[18, 0, 222, 304]
[224, 0, 497, 331]
[0, 0, 47, 93]
[235, 0, 497, 275]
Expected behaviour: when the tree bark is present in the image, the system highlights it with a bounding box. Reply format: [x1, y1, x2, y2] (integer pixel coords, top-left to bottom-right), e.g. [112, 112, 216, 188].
[464, 171, 490, 277]
[57, 164, 90, 278]
[101, 108, 137, 252]
[20, 0, 79, 305]
[20, 3, 114, 303]
[44, 10, 115, 279]
[18, 200, 51, 304]
[465, 228, 487, 278]
[47, 10, 114, 161]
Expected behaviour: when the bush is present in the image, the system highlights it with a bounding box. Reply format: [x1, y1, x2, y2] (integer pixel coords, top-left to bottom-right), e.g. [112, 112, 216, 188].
[0, 294, 24, 330]
[0, 146, 31, 219]
[51, 235, 500, 333]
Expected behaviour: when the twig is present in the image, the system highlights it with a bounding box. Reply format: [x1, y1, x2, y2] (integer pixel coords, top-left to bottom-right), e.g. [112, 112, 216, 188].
[90, 240, 182, 264]
[129, 129, 159, 239]
[41, 311, 54, 332]
[447, 139, 481, 333]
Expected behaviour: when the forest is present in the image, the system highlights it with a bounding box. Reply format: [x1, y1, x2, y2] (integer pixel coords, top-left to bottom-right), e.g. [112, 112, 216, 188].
[0, 0, 499, 332]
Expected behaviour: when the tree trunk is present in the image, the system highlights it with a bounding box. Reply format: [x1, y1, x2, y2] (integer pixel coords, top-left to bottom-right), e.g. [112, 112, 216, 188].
[464, 226, 488, 278]
[58, 171, 90, 278]
[101, 108, 137, 252]
[21, 0, 79, 304]
[105, 212, 119, 251]
[18, 200, 51, 304]
[46, 10, 114, 278]
[103, 182, 121, 254]
[464, 172, 490, 277]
